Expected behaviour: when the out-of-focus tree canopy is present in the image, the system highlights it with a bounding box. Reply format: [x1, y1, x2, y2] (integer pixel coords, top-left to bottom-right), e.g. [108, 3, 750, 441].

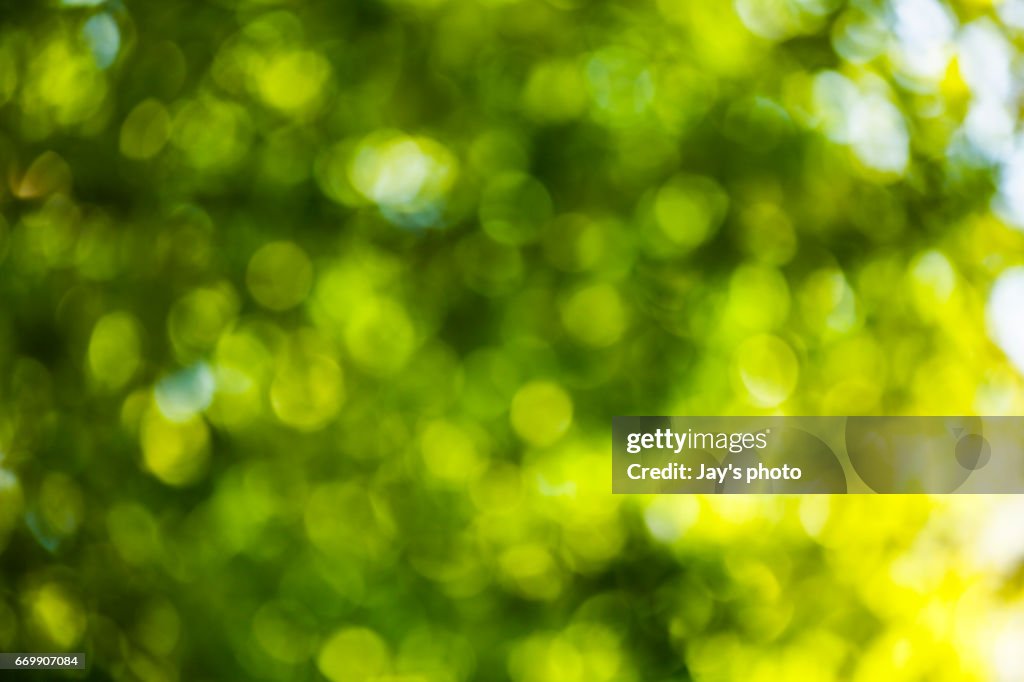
[1, 0, 1024, 680]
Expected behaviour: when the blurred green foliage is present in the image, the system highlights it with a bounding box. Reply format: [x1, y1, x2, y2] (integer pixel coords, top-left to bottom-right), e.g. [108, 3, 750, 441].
[1, 0, 1024, 680]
